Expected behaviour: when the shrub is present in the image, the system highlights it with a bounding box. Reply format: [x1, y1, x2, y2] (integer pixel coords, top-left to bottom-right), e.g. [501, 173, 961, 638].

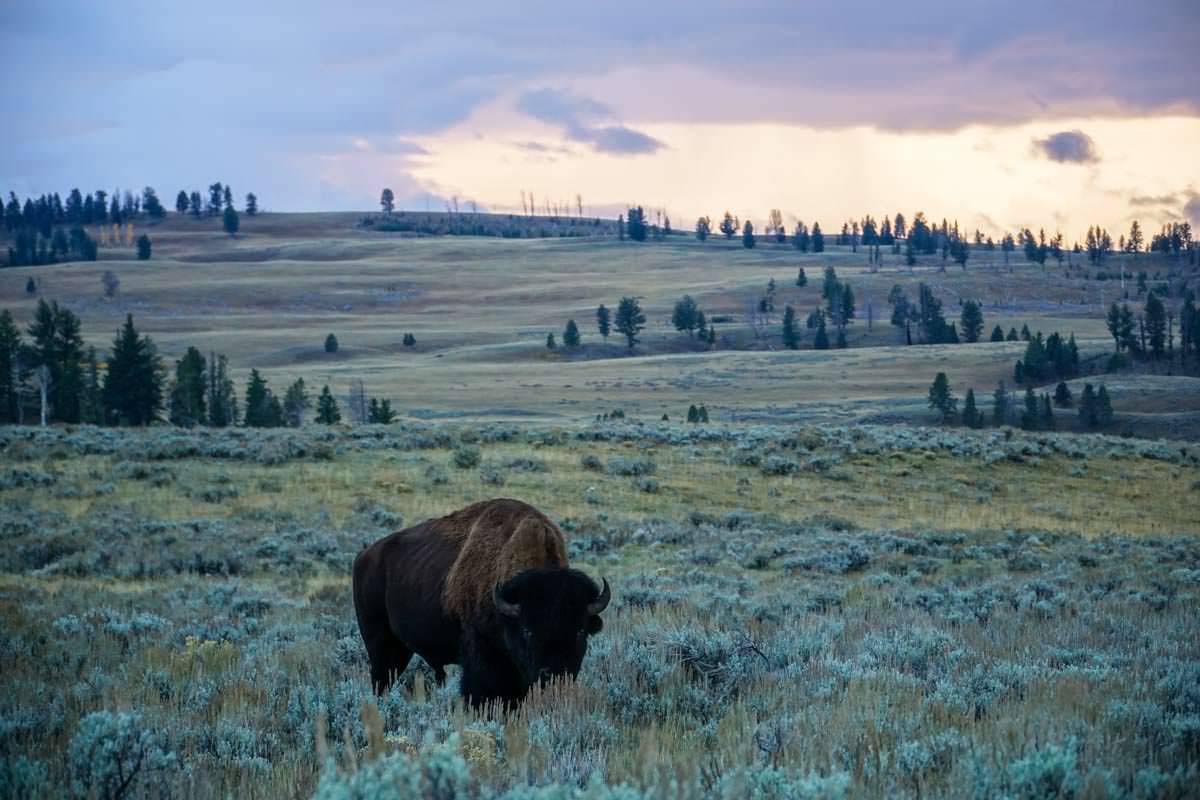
[68, 711, 175, 800]
[607, 456, 656, 476]
[452, 445, 481, 469]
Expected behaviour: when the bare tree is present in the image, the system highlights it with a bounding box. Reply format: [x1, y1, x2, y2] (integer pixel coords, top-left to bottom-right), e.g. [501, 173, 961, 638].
[35, 364, 51, 427]
[347, 379, 369, 425]
[576, 194, 583, 217]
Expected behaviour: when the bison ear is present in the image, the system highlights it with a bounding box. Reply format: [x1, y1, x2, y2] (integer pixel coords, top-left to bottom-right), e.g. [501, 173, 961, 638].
[586, 615, 604, 635]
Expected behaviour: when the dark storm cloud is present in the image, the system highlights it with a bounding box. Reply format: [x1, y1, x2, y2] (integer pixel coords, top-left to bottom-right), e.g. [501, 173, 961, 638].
[1, 0, 1195, 209]
[1035, 131, 1099, 164]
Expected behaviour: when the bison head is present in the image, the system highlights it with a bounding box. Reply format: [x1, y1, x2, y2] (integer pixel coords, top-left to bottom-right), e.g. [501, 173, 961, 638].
[492, 568, 610, 691]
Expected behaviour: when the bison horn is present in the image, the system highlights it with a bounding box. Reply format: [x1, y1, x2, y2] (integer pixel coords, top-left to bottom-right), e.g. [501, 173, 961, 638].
[493, 584, 521, 618]
[587, 578, 611, 616]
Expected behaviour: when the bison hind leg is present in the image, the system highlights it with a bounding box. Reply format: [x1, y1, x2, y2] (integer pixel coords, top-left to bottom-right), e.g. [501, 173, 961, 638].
[365, 633, 414, 695]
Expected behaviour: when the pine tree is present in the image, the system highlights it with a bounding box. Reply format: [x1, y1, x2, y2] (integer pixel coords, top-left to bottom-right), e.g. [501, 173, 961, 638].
[136, 234, 151, 260]
[243, 369, 272, 427]
[990, 325, 1005, 342]
[719, 212, 736, 239]
[811, 222, 824, 252]
[695, 216, 710, 241]
[206, 353, 237, 427]
[403, 333, 417, 347]
[960, 300, 984, 343]
[796, 267, 807, 287]
[0, 310, 23, 423]
[781, 305, 799, 349]
[1145, 292, 1166, 358]
[563, 319, 581, 348]
[1006, 327, 1019, 342]
[189, 191, 202, 217]
[245, 193, 258, 216]
[1096, 385, 1114, 428]
[380, 188, 395, 214]
[324, 333, 339, 354]
[102, 314, 164, 426]
[316, 385, 341, 424]
[992, 381, 1010, 426]
[222, 206, 239, 236]
[176, 190, 190, 215]
[615, 296, 645, 350]
[25, 277, 37, 296]
[626, 207, 647, 241]
[741, 220, 755, 249]
[283, 378, 310, 427]
[546, 332, 556, 350]
[596, 304, 611, 340]
[26, 300, 85, 424]
[168, 347, 207, 427]
[1054, 382, 1073, 408]
[698, 405, 709, 422]
[928, 372, 957, 422]
[962, 388, 983, 428]
[672, 295, 699, 335]
[1020, 387, 1039, 430]
[814, 317, 830, 350]
[687, 404, 699, 423]
[695, 311, 708, 341]
[1039, 394, 1055, 430]
[1078, 383, 1098, 429]
[836, 328, 848, 348]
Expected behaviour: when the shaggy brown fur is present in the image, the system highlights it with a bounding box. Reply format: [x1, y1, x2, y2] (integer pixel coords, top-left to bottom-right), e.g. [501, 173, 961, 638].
[441, 498, 569, 619]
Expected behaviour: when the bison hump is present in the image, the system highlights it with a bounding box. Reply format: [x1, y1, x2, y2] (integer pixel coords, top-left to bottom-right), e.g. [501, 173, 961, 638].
[442, 499, 568, 620]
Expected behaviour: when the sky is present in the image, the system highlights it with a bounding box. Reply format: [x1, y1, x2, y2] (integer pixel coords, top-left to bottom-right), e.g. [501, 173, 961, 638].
[3, 1, 1199, 241]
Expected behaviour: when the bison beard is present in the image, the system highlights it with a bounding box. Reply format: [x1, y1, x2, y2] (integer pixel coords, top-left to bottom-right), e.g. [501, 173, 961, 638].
[352, 498, 611, 708]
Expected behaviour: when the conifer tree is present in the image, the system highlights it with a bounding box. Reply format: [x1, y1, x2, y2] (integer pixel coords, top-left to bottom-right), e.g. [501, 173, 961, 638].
[102, 314, 164, 426]
[223, 205, 239, 236]
[615, 296, 645, 350]
[811, 222, 824, 252]
[176, 191, 190, 215]
[206, 353, 237, 427]
[563, 319, 581, 348]
[596, 304, 611, 341]
[1096, 385, 1114, 428]
[1145, 292, 1166, 358]
[687, 404, 699, 423]
[283, 378, 311, 427]
[1078, 383, 1098, 429]
[960, 300, 984, 343]
[695, 311, 708, 341]
[1039, 394, 1055, 430]
[782, 305, 799, 349]
[741, 220, 755, 249]
[168, 347, 207, 427]
[0, 310, 23, 423]
[1007, 327, 1019, 341]
[243, 369, 273, 427]
[796, 267, 807, 287]
[836, 328, 848, 348]
[928, 372, 957, 422]
[1054, 382, 1073, 408]
[990, 325, 1005, 342]
[546, 332, 556, 350]
[992, 381, 1010, 426]
[719, 212, 736, 239]
[698, 405, 709, 422]
[962, 388, 983, 428]
[316, 385, 341, 424]
[324, 333, 338, 354]
[1020, 387, 1039, 430]
[245, 193, 258, 216]
[672, 295, 700, 335]
[136, 234, 151, 260]
[814, 317, 830, 350]
[403, 333, 416, 347]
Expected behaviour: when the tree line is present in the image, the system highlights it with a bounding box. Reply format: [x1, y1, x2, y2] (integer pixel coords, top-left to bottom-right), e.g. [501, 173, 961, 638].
[0, 302, 391, 428]
[3, 182, 258, 266]
[928, 371, 1113, 433]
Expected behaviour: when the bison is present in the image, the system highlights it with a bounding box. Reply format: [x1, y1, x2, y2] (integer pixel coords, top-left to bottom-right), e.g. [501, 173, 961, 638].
[352, 498, 611, 707]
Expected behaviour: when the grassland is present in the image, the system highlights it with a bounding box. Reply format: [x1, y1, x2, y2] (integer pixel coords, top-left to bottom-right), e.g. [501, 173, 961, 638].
[1, 423, 1198, 798]
[3, 212, 1196, 432]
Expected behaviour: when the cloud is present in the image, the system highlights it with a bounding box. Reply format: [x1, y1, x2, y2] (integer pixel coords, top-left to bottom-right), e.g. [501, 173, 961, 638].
[517, 87, 664, 155]
[1034, 130, 1099, 163]
[1129, 192, 1178, 207]
[1185, 194, 1200, 227]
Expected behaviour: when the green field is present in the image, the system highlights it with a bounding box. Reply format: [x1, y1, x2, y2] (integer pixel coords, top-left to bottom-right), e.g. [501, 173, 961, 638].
[5, 212, 1195, 432]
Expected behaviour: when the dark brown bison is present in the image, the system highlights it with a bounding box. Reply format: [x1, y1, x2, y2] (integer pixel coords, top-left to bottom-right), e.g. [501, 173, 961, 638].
[352, 498, 610, 707]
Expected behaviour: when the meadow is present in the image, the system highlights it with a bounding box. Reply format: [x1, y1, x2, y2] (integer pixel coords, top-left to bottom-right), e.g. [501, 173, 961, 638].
[1, 421, 1198, 798]
[3, 212, 1196, 433]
